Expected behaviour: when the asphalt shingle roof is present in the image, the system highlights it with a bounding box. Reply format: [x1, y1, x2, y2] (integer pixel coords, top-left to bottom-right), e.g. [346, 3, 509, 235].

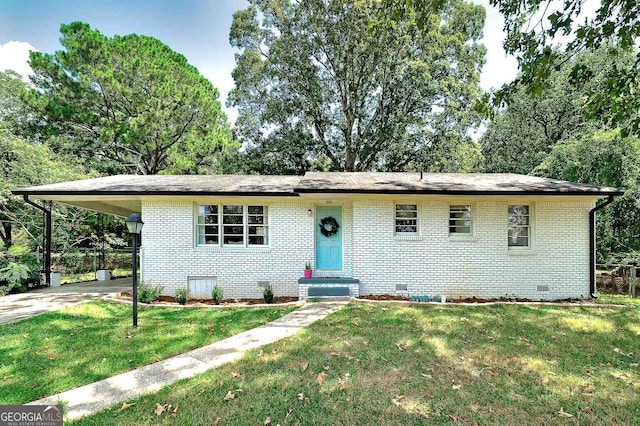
[13, 172, 623, 196]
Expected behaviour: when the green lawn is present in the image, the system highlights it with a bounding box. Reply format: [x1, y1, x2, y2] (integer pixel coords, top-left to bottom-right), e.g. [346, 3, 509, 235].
[74, 302, 640, 425]
[0, 301, 295, 404]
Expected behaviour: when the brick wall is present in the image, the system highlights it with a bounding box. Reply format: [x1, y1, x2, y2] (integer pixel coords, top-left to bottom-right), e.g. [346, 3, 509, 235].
[140, 197, 594, 300]
[352, 198, 594, 300]
[141, 200, 317, 298]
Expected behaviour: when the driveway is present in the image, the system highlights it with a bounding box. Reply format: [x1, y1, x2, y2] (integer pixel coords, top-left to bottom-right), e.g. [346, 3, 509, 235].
[0, 278, 131, 324]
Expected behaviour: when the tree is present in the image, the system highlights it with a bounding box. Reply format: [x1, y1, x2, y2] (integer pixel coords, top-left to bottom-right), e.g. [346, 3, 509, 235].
[229, 0, 486, 173]
[488, 0, 640, 135]
[481, 47, 634, 174]
[390, 0, 639, 134]
[28, 22, 237, 175]
[0, 129, 88, 249]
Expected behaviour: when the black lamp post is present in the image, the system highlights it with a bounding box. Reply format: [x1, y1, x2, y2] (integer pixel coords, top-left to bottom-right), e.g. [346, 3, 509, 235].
[125, 213, 144, 328]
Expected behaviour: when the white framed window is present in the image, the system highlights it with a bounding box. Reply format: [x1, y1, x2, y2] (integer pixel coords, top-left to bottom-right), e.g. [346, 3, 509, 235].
[196, 205, 219, 245]
[395, 204, 418, 234]
[449, 205, 472, 234]
[508, 205, 530, 247]
[197, 204, 268, 247]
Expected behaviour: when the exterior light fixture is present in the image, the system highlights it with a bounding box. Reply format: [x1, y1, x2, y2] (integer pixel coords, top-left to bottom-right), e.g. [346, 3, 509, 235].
[125, 213, 144, 328]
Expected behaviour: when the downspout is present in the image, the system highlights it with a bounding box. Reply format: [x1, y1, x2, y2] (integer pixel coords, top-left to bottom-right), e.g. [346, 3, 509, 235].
[589, 195, 615, 297]
[23, 195, 52, 286]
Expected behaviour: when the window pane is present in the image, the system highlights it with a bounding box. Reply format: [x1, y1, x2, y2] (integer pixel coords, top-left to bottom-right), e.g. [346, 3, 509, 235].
[248, 206, 264, 215]
[223, 235, 244, 245]
[223, 205, 243, 214]
[223, 215, 244, 224]
[508, 227, 529, 246]
[248, 215, 265, 224]
[249, 236, 265, 245]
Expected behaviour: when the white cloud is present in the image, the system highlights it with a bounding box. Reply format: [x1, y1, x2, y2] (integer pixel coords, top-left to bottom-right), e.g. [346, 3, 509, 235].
[0, 41, 37, 79]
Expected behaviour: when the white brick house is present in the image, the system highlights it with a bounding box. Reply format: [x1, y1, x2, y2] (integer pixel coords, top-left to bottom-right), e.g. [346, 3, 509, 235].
[14, 172, 622, 300]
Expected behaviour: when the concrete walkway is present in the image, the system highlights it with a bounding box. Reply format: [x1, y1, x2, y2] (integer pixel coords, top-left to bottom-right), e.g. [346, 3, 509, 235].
[0, 278, 131, 324]
[27, 301, 346, 420]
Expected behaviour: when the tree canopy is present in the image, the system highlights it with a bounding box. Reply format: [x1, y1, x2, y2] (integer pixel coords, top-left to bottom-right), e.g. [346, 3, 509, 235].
[228, 0, 486, 173]
[489, 0, 639, 135]
[28, 22, 237, 175]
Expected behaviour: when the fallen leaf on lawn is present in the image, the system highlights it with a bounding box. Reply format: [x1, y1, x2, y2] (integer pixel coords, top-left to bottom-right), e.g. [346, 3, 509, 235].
[213, 418, 221, 426]
[272, 348, 278, 354]
[613, 347, 633, 358]
[298, 393, 305, 400]
[304, 397, 310, 405]
[338, 378, 346, 391]
[258, 350, 263, 357]
[31, 383, 39, 389]
[48, 355, 56, 360]
[448, 414, 459, 422]
[300, 362, 309, 371]
[172, 405, 178, 415]
[323, 364, 330, 370]
[581, 407, 593, 414]
[118, 402, 135, 412]
[452, 384, 462, 390]
[518, 337, 530, 344]
[381, 356, 389, 362]
[231, 370, 240, 378]
[392, 395, 405, 406]
[264, 417, 271, 424]
[286, 408, 293, 417]
[155, 403, 166, 416]
[329, 351, 340, 356]
[22, 334, 29, 338]
[470, 404, 480, 413]
[582, 383, 595, 394]
[224, 391, 235, 401]
[421, 373, 432, 379]
[557, 408, 573, 418]
[3, 375, 14, 380]
[395, 342, 406, 351]
[459, 317, 468, 322]
[316, 371, 326, 385]
[363, 341, 369, 346]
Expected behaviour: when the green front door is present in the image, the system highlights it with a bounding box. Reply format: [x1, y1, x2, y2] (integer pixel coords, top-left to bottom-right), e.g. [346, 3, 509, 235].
[315, 206, 343, 270]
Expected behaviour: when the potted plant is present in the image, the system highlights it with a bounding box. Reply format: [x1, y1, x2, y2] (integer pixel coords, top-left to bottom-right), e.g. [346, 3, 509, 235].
[304, 262, 312, 279]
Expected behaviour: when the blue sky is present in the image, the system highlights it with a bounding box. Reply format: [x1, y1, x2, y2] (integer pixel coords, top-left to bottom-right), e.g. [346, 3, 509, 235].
[0, 0, 518, 124]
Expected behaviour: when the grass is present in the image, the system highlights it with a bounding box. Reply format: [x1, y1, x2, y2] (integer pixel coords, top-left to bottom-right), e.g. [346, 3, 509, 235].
[74, 302, 640, 425]
[0, 301, 296, 404]
[596, 293, 640, 307]
[61, 268, 132, 284]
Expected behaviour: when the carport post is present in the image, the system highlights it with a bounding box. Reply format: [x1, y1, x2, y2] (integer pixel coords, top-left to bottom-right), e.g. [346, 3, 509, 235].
[23, 196, 52, 286]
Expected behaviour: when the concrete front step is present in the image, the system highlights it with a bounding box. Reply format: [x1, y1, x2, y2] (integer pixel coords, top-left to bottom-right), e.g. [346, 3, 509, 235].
[297, 277, 360, 300]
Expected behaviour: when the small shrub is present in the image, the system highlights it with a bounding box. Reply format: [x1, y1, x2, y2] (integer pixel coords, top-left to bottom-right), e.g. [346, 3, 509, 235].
[175, 287, 188, 305]
[211, 284, 224, 305]
[304, 262, 311, 270]
[0, 261, 33, 295]
[263, 283, 274, 304]
[137, 282, 163, 303]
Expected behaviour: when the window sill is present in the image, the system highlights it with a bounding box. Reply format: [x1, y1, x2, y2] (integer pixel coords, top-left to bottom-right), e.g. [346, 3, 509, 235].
[448, 235, 478, 243]
[507, 249, 536, 256]
[195, 246, 271, 253]
[394, 234, 423, 241]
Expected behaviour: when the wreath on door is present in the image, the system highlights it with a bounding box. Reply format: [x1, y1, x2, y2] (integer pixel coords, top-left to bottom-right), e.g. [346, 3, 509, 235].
[319, 216, 340, 237]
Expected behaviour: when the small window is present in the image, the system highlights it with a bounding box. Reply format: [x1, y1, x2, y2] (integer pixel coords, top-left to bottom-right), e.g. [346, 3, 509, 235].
[449, 205, 472, 234]
[395, 204, 418, 233]
[196, 205, 219, 245]
[508, 205, 530, 247]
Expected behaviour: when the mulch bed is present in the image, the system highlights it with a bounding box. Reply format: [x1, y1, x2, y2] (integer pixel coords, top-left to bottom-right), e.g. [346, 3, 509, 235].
[358, 294, 411, 301]
[118, 293, 298, 306]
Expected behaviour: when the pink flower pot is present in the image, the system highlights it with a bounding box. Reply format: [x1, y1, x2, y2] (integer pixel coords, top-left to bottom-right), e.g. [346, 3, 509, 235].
[304, 269, 312, 279]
